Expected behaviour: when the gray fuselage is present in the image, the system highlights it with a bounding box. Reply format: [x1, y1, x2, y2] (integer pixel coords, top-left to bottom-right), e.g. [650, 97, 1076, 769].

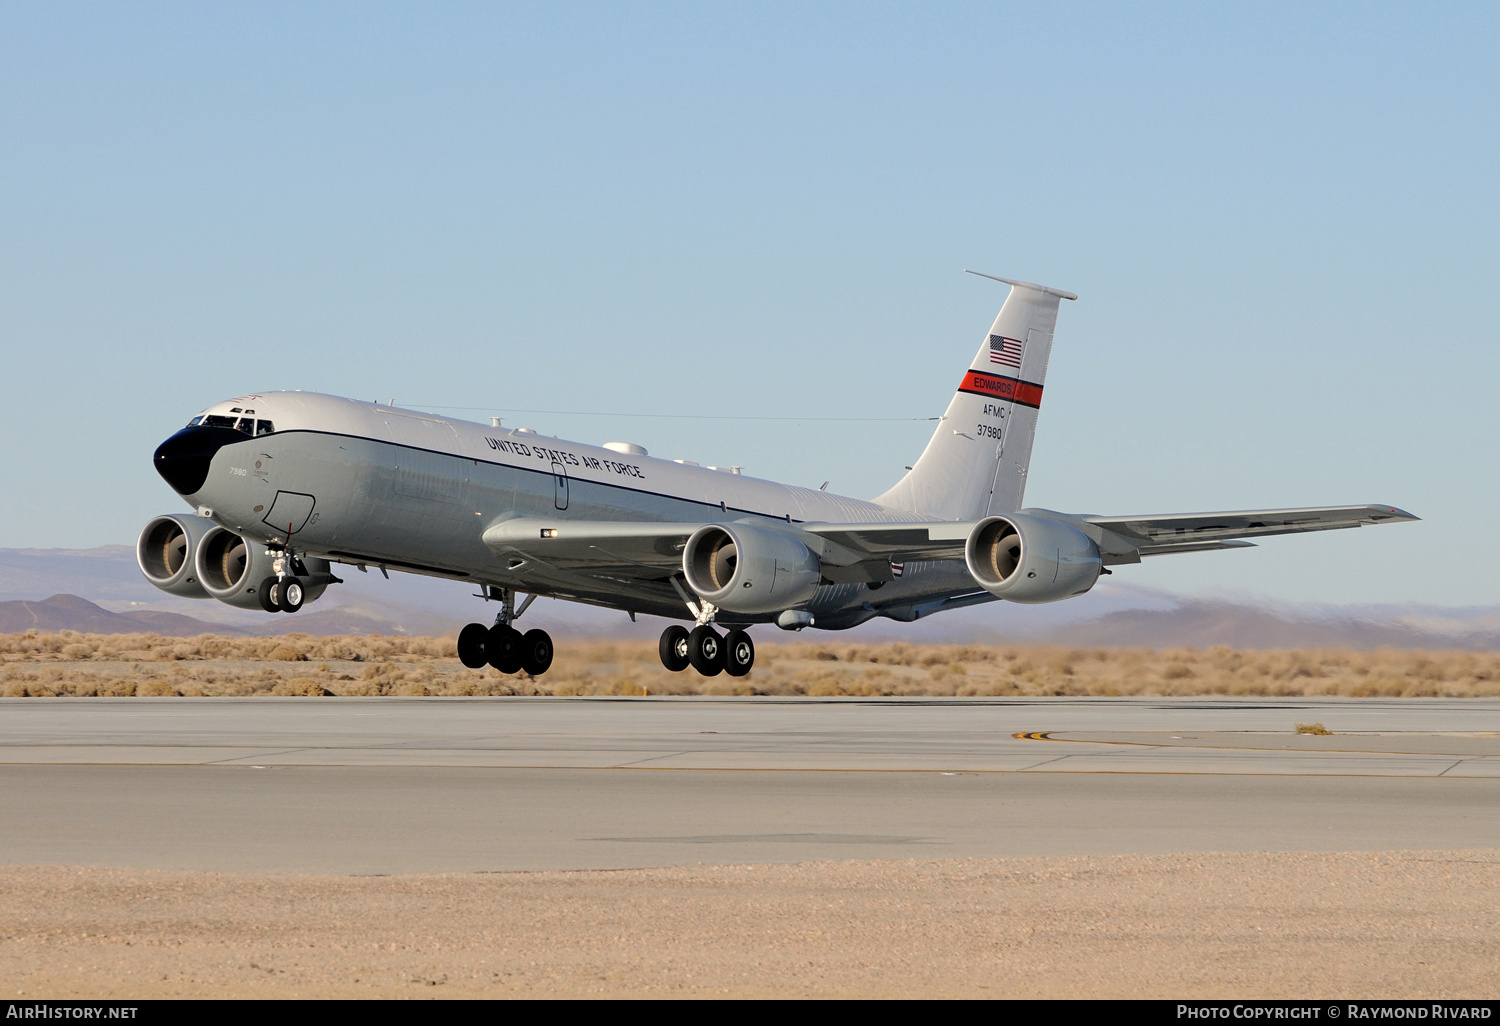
[166, 392, 984, 629]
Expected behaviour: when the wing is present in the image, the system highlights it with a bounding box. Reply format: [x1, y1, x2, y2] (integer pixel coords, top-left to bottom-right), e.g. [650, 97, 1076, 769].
[1081, 504, 1419, 559]
[481, 504, 1418, 580]
[481, 519, 700, 580]
[481, 517, 975, 584]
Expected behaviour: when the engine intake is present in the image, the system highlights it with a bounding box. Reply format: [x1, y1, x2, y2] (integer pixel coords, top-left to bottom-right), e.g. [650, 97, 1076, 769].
[682, 522, 821, 615]
[136, 514, 217, 598]
[964, 512, 1102, 604]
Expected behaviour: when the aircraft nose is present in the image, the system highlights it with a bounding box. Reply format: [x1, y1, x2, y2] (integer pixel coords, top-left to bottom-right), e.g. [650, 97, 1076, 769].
[153, 426, 247, 496]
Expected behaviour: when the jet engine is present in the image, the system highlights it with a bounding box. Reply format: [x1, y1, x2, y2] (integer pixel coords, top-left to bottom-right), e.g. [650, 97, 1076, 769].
[964, 512, 1102, 604]
[136, 514, 218, 598]
[682, 522, 821, 615]
[194, 526, 332, 610]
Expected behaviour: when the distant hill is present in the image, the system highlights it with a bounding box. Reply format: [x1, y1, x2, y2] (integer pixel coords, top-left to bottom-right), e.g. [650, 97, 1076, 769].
[1029, 599, 1500, 651]
[0, 594, 466, 638]
[0, 594, 247, 636]
[3, 545, 1499, 649]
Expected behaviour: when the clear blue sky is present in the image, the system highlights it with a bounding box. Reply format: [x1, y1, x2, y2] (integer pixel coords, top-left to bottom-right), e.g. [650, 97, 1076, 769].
[2, 2, 1495, 605]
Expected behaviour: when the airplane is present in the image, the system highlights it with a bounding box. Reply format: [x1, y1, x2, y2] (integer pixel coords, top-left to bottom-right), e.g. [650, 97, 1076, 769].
[139, 273, 1417, 677]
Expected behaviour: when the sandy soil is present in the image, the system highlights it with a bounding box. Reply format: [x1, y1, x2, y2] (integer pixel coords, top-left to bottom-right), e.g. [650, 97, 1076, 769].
[1, 850, 1496, 999]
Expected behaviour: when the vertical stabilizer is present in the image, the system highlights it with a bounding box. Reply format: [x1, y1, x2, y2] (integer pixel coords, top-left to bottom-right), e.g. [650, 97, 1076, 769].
[873, 275, 1075, 520]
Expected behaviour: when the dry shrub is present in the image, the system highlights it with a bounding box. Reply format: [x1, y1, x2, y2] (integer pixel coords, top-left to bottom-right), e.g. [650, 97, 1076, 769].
[3, 632, 1500, 699]
[272, 678, 333, 697]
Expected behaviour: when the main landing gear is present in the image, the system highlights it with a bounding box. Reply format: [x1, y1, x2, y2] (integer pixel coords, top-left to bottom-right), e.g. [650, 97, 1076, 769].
[658, 623, 755, 677]
[457, 588, 553, 676]
[657, 577, 756, 677]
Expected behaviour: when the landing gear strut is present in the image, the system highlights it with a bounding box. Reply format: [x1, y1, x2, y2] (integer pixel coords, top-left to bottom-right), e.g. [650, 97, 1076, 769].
[657, 577, 756, 677]
[457, 588, 552, 676]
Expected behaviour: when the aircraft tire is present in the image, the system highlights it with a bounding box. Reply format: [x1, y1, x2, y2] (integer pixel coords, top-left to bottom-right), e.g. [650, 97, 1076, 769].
[520, 629, 554, 676]
[486, 624, 524, 674]
[257, 577, 281, 613]
[723, 629, 755, 677]
[457, 623, 489, 668]
[659, 625, 691, 672]
[278, 577, 304, 613]
[687, 625, 725, 677]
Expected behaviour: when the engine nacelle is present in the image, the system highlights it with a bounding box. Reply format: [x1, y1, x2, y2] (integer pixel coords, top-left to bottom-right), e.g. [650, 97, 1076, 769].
[194, 526, 332, 610]
[964, 512, 1102, 604]
[137, 514, 217, 598]
[682, 522, 821, 615]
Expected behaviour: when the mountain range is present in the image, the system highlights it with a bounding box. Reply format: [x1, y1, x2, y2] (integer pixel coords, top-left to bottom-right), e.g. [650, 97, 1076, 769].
[3, 545, 1498, 649]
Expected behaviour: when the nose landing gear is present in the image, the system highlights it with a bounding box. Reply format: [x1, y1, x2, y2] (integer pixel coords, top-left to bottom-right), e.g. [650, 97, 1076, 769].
[457, 588, 553, 676]
[257, 544, 327, 613]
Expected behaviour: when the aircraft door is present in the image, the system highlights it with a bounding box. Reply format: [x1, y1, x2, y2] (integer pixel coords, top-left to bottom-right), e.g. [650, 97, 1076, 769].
[552, 460, 569, 511]
[262, 490, 317, 537]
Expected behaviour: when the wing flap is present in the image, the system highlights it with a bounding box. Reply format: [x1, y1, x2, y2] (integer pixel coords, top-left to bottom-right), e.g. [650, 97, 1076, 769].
[481, 518, 698, 575]
[800, 521, 973, 562]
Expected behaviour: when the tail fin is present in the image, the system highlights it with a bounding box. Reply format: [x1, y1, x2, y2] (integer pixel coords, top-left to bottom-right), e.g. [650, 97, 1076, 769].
[873, 274, 1075, 520]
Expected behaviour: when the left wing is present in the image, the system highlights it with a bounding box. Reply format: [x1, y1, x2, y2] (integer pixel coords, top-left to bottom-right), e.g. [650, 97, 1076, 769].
[481, 504, 1418, 578]
[480, 517, 974, 583]
[1079, 504, 1419, 560]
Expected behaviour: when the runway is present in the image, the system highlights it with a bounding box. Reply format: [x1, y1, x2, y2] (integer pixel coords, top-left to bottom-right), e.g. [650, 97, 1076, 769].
[2, 696, 1497, 873]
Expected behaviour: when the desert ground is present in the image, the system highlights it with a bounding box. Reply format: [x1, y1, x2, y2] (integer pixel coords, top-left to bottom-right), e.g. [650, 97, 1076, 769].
[4, 630, 1500, 698]
[5, 632, 1499, 999]
[3, 851, 1498, 999]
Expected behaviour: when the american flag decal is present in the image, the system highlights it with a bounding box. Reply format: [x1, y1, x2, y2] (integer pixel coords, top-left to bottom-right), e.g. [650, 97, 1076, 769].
[988, 334, 1024, 369]
[890, 561, 904, 578]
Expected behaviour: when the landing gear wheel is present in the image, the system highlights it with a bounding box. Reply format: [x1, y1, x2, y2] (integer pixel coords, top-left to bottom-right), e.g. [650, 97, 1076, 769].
[486, 624, 524, 674]
[277, 577, 304, 613]
[258, 577, 281, 613]
[687, 625, 725, 677]
[457, 623, 489, 669]
[659, 625, 691, 672]
[724, 629, 755, 677]
[520, 629, 554, 676]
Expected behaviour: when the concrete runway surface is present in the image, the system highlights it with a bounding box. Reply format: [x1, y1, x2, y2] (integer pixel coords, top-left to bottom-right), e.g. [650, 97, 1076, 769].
[1, 696, 1497, 873]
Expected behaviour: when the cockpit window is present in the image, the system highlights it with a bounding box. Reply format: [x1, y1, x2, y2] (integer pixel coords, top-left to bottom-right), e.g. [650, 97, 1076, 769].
[187, 416, 205, 427]
[204, 415, 238, 429]
[255, 420, 275, 436]
[234, 418, 255, 435]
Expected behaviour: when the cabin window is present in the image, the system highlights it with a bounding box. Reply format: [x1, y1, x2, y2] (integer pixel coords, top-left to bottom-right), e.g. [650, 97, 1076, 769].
[255, 420, 275, 436]
[204, 415, 238, 428]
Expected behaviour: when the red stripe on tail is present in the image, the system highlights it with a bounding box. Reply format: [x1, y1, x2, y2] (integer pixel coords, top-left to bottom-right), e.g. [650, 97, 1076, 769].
[958, 370, 1044, 408]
